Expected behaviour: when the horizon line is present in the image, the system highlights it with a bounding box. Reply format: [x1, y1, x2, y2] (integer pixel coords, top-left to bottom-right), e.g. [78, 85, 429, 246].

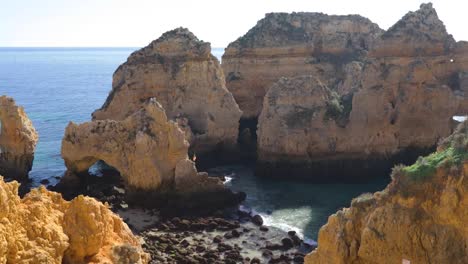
[0, 46, 227, 49]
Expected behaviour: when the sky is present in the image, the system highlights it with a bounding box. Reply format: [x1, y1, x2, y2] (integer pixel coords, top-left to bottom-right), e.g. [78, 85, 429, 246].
[0, 0, 466, 48]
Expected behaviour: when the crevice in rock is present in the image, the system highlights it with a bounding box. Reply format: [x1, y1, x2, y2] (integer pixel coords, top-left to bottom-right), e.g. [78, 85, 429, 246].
[237, 117, 258, 165]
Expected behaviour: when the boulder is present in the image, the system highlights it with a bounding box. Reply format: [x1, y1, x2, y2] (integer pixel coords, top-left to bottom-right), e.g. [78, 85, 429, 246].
[0, 95, 38, 180]
[92, 28, 242, 159]
[256, 4, 468, 180]
[0, 177, 149, 263]
[222, 12, 383, 119]
[305, 121, 468, 264]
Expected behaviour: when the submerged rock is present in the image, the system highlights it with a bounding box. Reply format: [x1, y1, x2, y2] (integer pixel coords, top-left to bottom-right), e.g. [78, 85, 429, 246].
[222, 12, 383, 119]
[255, 3, 468, 180]
[0, 95, 38, 181]
[305, 121, 468, 264]
[92, 27, 242, 159]
[0, 176, 149, 263]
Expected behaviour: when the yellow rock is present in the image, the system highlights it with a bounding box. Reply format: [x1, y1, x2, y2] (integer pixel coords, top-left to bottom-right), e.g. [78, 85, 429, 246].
[0, 177, 149, 264]
[92, 27, 242, 156]
[305, 121, 468, 264]
[62, 98, 226, 195]
[0, 95, 38, 180]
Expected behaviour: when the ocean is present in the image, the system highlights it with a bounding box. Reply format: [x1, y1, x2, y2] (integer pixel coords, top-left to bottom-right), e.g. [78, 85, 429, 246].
[0, 47, 388, 240]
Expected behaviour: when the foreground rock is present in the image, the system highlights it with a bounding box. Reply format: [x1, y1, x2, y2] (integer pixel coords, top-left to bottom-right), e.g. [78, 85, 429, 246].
[0, 95, 38, 181]
[222, 12, 383, 119]
[61, 98, 240, 209]
[256, 3, 468, 180]
[306, 121, 468, 264]
[92, 28, 242, 161]
[0, 177, 149, 263]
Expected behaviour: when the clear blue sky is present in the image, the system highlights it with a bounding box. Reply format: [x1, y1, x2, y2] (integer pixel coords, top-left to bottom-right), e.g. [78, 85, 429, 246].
[0, 0, 466, 47]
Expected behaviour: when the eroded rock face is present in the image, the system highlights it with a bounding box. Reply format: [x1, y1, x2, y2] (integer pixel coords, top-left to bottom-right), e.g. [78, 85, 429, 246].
[256, 4, 468, 179]
[62, 98, 226, 196]
[0, 95, 38, 180]
[92, 28, 242, 157]
[0, 177, 149, 264]
[222, 12, 383, 119]
[306, 121, 468, 264]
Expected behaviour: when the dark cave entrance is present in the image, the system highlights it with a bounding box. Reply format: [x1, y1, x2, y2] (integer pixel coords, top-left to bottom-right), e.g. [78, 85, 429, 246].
[237, 117, 258, 165]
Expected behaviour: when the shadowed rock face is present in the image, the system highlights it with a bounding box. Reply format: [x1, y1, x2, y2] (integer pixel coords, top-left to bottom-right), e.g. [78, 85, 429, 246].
[255, 3, 468, 179]
[92, 28, 242, 157]
[62, 98, 225, 195]
[0, 177, 149, 263]
[305, 121, 468, 264]
[222, 12, 384, 119]
[0, 95, 38, 180]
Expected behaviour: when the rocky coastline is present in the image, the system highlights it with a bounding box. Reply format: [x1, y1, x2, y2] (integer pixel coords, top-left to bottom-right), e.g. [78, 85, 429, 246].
[0, 2, 467, 264]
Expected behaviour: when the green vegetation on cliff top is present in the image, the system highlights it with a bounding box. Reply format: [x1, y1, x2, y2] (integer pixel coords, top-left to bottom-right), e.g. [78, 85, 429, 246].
[401, 121, 468, 181]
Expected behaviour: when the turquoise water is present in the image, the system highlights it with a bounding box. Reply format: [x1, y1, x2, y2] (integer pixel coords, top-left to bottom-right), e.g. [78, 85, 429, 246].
[0, 47, 388, 240]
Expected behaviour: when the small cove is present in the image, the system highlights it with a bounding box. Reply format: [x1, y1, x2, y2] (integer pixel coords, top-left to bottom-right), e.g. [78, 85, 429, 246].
[0, 47, 388, 240]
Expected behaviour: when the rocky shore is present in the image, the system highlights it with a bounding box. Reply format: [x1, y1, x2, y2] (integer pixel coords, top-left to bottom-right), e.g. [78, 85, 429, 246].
[0, 2, 467, 264]
[51, 167, 314, 264]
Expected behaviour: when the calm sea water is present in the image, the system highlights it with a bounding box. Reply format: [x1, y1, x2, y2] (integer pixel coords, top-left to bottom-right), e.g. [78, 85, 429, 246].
[0, 47, 387, 240]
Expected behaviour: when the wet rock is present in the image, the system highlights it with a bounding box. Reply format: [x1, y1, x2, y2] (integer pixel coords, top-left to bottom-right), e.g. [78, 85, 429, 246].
[281, 237, 294, 250]
[262, 249, 273, 258]
[231, 229, 241, 238]
[265, 241, 283, 251]
[251, 257, 261, 264]
[40, 179, 50, 185]
[213, 235, 223, 243]
[259, 226, 269, 232]
[252, 214, 264, 226]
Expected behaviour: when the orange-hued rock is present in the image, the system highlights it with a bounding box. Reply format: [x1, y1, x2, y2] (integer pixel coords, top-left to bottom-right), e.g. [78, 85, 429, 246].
[256, 3, 468, 178]
[92, 28, 242, 156]
[305, 121, 468, 264]
[0, 95, 38, 180]
[62, 98, 225, 195]
[222, 12, 383, 119]
[0, 177, 149, 264]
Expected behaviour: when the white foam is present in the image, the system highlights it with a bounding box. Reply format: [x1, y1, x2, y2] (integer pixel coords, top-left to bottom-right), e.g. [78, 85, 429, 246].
[224, 176, 233, 184]
[453, 116, 467, 122]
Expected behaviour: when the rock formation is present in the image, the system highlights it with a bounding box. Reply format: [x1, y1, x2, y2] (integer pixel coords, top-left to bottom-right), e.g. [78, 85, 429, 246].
[92, 28, 242, 159]
[62, 98, 225, 194]
[255, 3, 468, 179]
[305, 121, 468, 264]
[0, 95, 38, 180]
[0, 177, 149, 264]
[222, 12, 383, 119]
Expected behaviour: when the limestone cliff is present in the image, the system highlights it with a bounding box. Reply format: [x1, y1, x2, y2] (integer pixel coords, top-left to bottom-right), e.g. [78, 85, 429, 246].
[92, 28, 242, 157]
[0, 95, 38, 180]
[256, 3, 468, 179]
[222, 12, 383, 119]
[306, 121, 468, 264]
[0, 177, 149, 264]
[62, 98, 226, 197]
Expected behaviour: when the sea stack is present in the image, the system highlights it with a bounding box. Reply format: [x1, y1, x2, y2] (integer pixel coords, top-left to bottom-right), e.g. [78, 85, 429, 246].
[92, 28, 242, 163]
[222, 12, 383, 120]
[306, 120, 468, 264]
[254, 3, 468, 180]
[0, 95, 38, 180]
[62, 98, 239, 208]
